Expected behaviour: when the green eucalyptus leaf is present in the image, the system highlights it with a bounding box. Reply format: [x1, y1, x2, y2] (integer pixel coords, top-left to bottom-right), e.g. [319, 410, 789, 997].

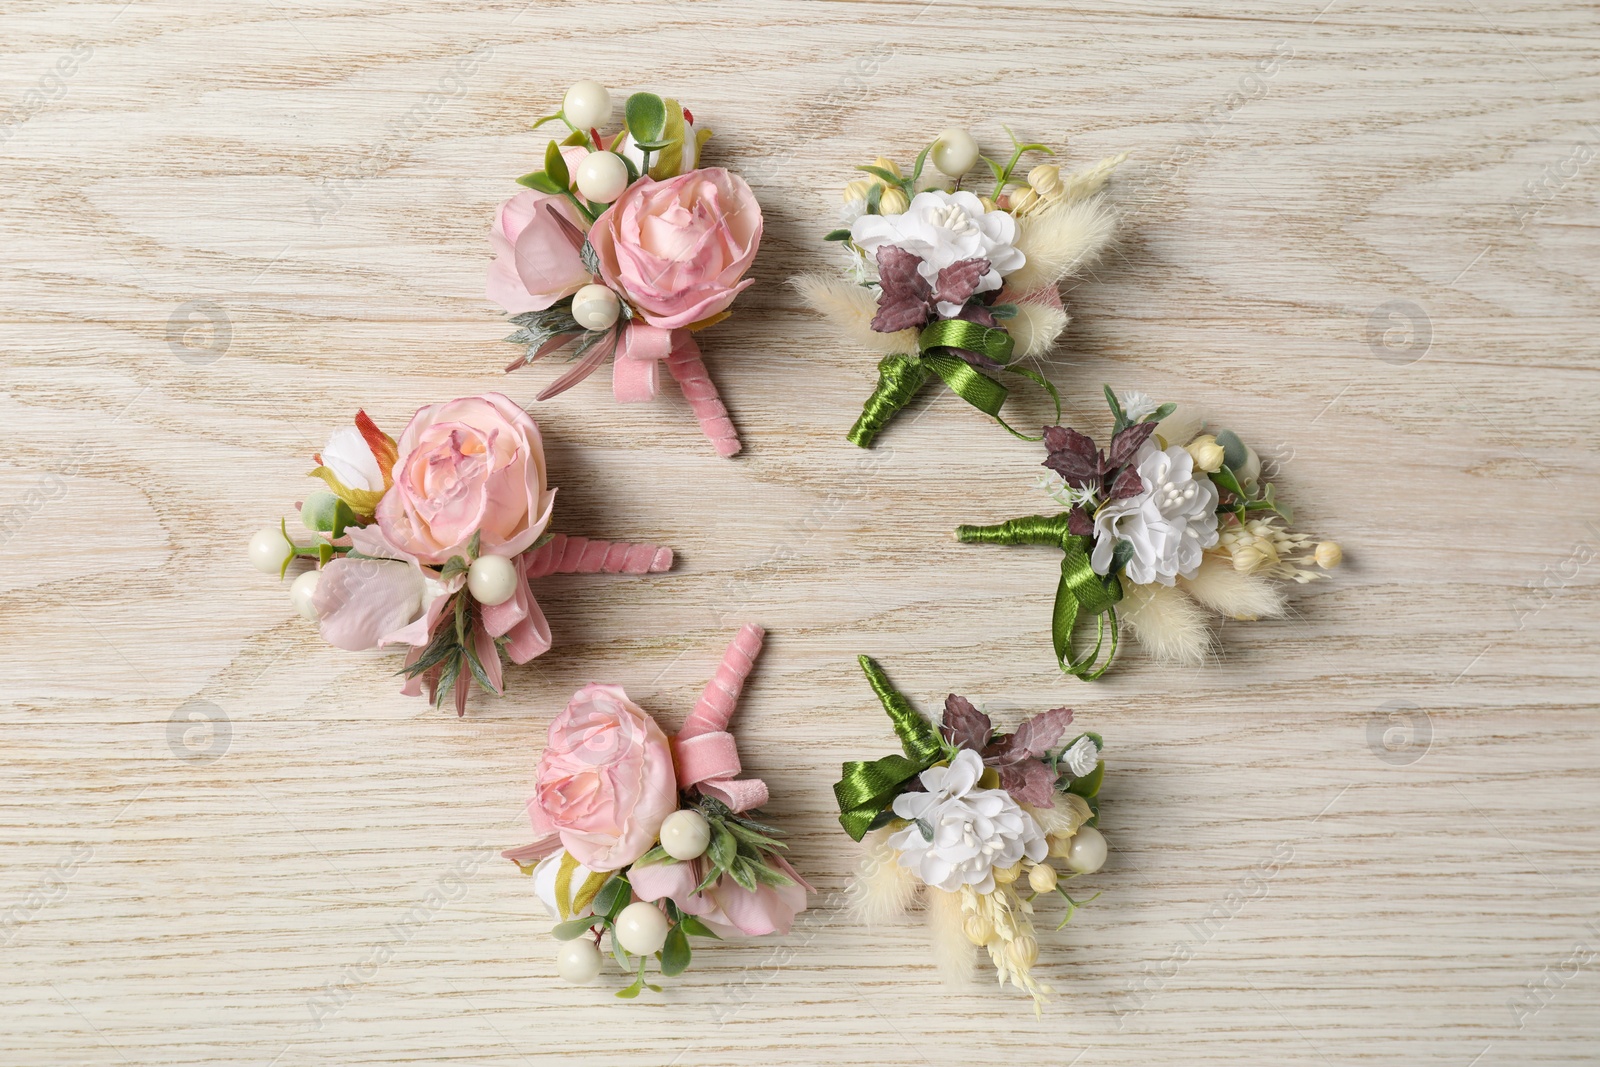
[551, 918, 598, 941]
[300, 491, 341, 533]
[677, 915, 721, 940]
[659, 924, 691, 976]
[988, 303, 1019, 320]
[1214, 429, 1249, 470]
[592, 874, 628, 918]
[624, 92, 667, 144]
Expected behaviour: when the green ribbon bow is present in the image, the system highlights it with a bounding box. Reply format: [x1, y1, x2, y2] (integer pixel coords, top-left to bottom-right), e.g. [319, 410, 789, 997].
[955, 513, 1123, 679]
[846, 318, 1062, 449]
[833, 656, 946, 840]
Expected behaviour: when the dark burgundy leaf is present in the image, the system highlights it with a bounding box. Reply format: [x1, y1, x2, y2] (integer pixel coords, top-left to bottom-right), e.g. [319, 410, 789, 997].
[871, 296, 934, 333]
[870, 245, 933, 333]
[1107, 421, 1158, 466]
[1068, 506, 1093, 536]
[1109, 464, 1146, 499]
[997, 760, 1057, 807]
[1011, 706, 1074, 757]
[1042, 427, 1103, 487]
[932, 257, 990, 308]
[940, 694, 992, 752]
[955, 302, 998, 328]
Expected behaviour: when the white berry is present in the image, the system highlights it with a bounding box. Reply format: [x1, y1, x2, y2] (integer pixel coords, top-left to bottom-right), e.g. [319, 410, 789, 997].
[574, 151, 629, 203]
[931, 128, 981, 177]
[1065, 825, 1107, 874]
[659, 809, 711, 861]
[614, 901, 669, 955]
[555, 937, 603, 983]
[571, 284, 621, 331]
[467, 554, 519, 607]
[562, 81, 611, 131]
[248, 527, 294, 574]
[289, 570, 321, 620]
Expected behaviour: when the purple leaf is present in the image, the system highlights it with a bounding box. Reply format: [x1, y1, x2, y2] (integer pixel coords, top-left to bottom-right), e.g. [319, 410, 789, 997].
[871, 295, 935, 333]
[1043, 427, 1104, 487]
[997, 760, 1057, 807]
[1108, 421, 1158, 466]
[955, 302, 999, 328]
[932, 257, 990, 308]
[1109, 464, 1146, 499]
[940, 694, 992, 752]
[1011, 706, 1074, 758]
[1068, 507, 1093, 536]
[870, 246, 933, 333]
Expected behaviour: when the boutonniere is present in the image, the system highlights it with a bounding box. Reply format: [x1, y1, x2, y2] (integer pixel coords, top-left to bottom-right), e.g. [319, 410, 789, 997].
[487, 82, 760, 457]
[794, 128, 1125, 447]
[247, 393, 673, 716]
[958, 387, 1343, 678]
[503, 626, 811, 997]
[834, 657, 1107, 1009]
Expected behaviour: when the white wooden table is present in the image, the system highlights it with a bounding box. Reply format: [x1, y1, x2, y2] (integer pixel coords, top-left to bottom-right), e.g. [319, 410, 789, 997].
[3, 1, 1597, 1063]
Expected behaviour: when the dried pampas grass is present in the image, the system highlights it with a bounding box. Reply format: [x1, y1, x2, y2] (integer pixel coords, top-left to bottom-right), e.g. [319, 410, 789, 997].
[1181, 553, 1288, 621]
[1121, 581, 1212, 665]
[1155, 406, 1205, 449]
[1059, 152, 1129, 203]
[849, 828, 920, 925]
[926, 887, 977, 983]
[1006, 197, 1117, 294]
[1007, 299, 1070, 359]
[791, 274, 916, 356]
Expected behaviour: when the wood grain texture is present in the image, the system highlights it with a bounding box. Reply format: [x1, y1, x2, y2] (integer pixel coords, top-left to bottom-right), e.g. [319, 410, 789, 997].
[3, 0, 1598, 1063]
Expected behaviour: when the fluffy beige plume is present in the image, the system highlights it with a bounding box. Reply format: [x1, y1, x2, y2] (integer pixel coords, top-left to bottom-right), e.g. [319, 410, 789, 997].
[1154, 406, 1205, 449]
[927, 887, 977, 982]
[1121, 581, 1212, 665]
[791, 274, 916, 355]
[1008, 299, 1070, 359]
[1006, 197, 1117, 294]
[1181, 552, 1288, 621]
[849, 828, 921, 924]
[1059, 152, 1129, 202]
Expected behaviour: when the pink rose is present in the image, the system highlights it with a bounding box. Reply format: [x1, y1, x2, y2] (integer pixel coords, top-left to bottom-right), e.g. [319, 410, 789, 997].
[586, 168, 762, 330]
[528, 684, 678, 872]
[629, 853, 810, 937]
[486, 187, 591, 315]
[376, 393, 555, 565]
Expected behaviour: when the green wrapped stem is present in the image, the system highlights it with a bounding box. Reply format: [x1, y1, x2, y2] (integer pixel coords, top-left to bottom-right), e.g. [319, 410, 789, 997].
[833, 656, 944, 841]
[957, 513, 1124, 680]
[847, 353, 930, 449]
[857, 655, 943, 763]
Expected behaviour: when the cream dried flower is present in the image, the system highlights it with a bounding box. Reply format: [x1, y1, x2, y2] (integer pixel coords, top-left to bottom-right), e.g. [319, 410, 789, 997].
[1219, 516, 1324, 583]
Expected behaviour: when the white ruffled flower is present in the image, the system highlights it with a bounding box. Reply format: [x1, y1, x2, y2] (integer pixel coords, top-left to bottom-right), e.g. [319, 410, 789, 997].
[888, 750, 1048, 894]
[1059, 736, 1100, 778]
[1119, 390, 1157, 423]
[849, 190, 1026, 317]
[320, 426, 384, 493]
[530, 849, 599, 920]
[1093, 445, 1220, 586]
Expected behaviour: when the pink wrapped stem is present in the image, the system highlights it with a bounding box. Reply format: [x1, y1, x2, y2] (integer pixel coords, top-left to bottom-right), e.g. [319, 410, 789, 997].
[672, 624, 768, 812]
[666, 331, 742, 458]
[523, 534, 673, 579]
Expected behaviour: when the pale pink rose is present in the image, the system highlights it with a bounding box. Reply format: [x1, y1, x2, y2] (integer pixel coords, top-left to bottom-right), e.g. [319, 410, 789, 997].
[629, 853, 810, 937]
[486, 186, 591, 315]
[376, 393, 555, 565]
[528, 684, 678, 872]
[586, 168, 762, 330]
[311, 555, 428, 651]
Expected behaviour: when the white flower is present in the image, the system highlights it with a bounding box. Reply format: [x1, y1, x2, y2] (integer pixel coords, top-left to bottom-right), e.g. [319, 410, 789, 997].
[839, 198, 868, 226]
[1059, 736, 1100, 778]
[531, 849, 599, 920]
[1092, 445, 1220, 586]
[849, 190, 1026, 317]
[888, 750, 1048, 894]
[1119, 390, 1157, 423]
[320, 426, 384, 493]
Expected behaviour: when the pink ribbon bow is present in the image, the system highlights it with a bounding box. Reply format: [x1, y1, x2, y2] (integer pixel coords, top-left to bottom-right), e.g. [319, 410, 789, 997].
[670, 624, 769, 812]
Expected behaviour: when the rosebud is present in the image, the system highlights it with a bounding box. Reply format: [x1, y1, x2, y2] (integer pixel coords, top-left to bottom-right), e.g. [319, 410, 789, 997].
[1186, 434, 1226, 473]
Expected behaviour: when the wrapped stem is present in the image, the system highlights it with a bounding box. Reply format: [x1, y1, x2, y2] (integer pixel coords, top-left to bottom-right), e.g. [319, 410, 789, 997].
[856, 655, 943, 764]
[666, 332, 742, 457]
[681, 624, 764, 738]
[847, 353, 930, 449]
[524, 534, 673, 578]
[955, 513, 1075, 547]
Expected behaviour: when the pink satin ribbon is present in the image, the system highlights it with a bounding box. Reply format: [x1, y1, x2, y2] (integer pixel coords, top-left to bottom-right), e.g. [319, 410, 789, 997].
[610, 321, 742, 457]
[671, 624, 769, 812]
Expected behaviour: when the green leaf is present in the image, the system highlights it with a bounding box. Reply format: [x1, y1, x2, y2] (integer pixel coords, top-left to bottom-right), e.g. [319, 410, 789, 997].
[1103, 384, 1129, 432]
[300, 491, 340, 533]
[823, 228, 852, 241]
[726, 859, 758, 893]
[659, 924, 691, 976]
[1067, 760, 1105, 798]
[579, 240, 601, 277]
[988, 303, 1019, 320]
[1210, 464, 1248, 503]
[462, 639, 498, 695]
[630, 138, 674, 152]
[515, 171, 564, 195]
[467, 530, 481, 560]
[707, 825, 737, 871]
[624, 92, 667, 144]
[551, 918, 599, 941]
[544, 139, 570, 189]
[439, 555, 469, 582]
[632, 845, 671, 867]
[614, 976, 644, 999]
[909, 142, 933, 184]
[677, 915, 721, 940]
[317, 541, 334, 567]
[592, 873, 629, 919]
[865, 183, 882, 215]
[1144, 402, 1177, 424]
[560, 128, 589, 147]
[1214, 429, 1249, 471]
[981, 154, 1006, 186]
[1109, 539, 1135, 575]
[854, 164, 902, 185]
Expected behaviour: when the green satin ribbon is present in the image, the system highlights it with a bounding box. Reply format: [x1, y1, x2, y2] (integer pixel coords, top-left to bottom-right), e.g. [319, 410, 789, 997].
[955, 513, 1123, 680]
[833, 655, 945, 840]
[845, 318, 1062, 448]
